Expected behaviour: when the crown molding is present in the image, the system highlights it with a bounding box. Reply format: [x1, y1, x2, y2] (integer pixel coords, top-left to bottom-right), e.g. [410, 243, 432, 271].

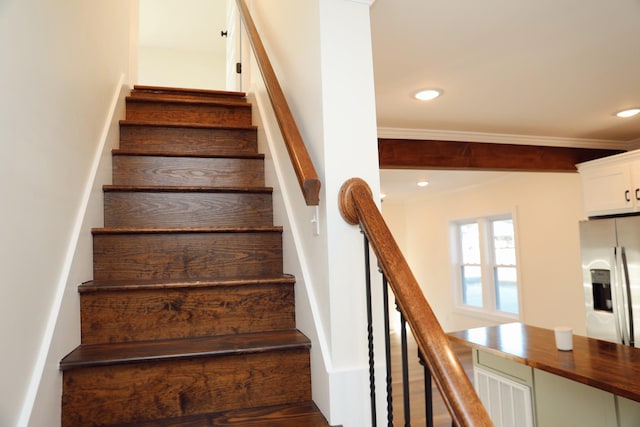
[627, 137, 640, 151]
[377, 126, 632, 151]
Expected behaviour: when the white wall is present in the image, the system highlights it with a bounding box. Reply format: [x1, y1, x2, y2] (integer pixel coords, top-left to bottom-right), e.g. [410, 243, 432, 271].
[382, 172, 588, 336]
[138, 46, 226, 89]
[245, 1, 380, 425]
[0, 2, 132, 425]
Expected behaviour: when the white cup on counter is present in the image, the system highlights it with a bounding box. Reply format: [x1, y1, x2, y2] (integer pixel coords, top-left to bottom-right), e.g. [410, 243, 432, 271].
[554, 326, 573, 351]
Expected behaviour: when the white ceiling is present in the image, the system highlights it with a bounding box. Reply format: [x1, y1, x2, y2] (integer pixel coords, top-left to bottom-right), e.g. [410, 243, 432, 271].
[379, 169, 512, 203]
[370, 0, 640, 145]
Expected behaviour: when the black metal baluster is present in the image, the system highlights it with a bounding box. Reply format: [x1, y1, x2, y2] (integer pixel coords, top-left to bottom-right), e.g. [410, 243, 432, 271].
[418, 351, 434, 427]
[398, 305, 411, 426]
[381, 274, 393, 426]
[362, 232, 377, 426]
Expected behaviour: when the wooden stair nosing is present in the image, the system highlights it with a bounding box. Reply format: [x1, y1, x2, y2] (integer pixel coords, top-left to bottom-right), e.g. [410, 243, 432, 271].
[59, 330, 310, 371]
[119, 119, 257, 131]
[112, 148, 264, 160]
[105, 401, 331, 427]
[78, 275, 297, 293]
[132, 85, 247, 99]
[125, 95, 252, 109]
[102, 185, 273, 194]
[91, 226, 283, 235]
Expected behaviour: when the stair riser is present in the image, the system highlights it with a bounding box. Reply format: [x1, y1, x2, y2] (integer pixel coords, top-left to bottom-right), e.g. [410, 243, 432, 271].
[112, 155, 265, 187]
[61, 349, 311, 426]
[119, 124, 258, 155]
[80, 284, 295, 344]
[104, 192, 273, 228]
[125, 101, 252, 126]
[131, 89, 246, 103]
[92, 232, 283, 281]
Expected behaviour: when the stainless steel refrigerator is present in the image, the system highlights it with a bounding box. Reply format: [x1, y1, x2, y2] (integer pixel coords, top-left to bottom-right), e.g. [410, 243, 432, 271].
[579, 216, 640, 347]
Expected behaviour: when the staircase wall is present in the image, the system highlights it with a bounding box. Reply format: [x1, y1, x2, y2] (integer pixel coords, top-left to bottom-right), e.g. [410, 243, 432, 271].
[0, 0, 130, 427]
[2, 2, 134, 424]
[23, 80, 130, 427]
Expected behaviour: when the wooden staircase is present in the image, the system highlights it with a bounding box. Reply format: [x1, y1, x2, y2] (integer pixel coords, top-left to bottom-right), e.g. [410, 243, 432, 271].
[60, 86, 331, 427]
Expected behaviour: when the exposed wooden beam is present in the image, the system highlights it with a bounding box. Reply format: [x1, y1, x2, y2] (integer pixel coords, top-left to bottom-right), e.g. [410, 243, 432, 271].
[378, 138, 625, 171]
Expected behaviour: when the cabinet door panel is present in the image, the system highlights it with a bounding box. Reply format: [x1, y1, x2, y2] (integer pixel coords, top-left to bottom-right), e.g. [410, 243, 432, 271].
[581, 163, 632, 216]
[617, 396, 640, 427]
[534, 369, 617, 427]
[629, 160, 640, 207]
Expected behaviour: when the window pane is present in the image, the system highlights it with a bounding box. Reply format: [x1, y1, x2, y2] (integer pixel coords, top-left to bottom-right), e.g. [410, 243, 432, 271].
[460, 223, 480, 264]
[462, 266, 482, 307]
[495, 266, 518, 313]
[493, 219, 515, 265]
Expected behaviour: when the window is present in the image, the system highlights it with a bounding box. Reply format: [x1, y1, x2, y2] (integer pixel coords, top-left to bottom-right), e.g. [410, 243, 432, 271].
[452, 215, 520, 318]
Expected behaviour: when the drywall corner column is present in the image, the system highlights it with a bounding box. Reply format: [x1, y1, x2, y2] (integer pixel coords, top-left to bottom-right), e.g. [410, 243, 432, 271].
[245, 0, 380, 425]
[317, 1, 381, 425]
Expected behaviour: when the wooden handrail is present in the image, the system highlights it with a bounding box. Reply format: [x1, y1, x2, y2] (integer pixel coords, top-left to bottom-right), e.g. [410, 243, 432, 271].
[236, 0, 321, 206]
[339, 178, 494, 427]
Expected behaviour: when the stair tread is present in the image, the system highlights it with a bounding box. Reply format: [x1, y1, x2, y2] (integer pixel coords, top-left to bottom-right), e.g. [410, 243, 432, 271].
[132, 85, 247, 99]
[103, 185, 273, 193]
[126, 95, 251, 108]
[112, 148, 263, 159]
[79, 275, 296, 292]
[120, 119, 257, 131]
[92, 226, 283, 234]
[106, 401, 331, 427]
[60, 330, 310, 371]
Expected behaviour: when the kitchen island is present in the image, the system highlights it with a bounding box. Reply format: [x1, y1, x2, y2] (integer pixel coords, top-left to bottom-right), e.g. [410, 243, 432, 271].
[449, 322, 640, 427]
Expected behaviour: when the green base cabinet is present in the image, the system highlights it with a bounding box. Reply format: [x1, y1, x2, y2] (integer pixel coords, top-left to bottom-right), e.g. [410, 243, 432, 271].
[617, 396, 640, 427]
[533, 369, 617, 427]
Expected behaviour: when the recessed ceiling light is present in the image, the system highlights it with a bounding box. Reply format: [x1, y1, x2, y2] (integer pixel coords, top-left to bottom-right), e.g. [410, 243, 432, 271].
[417, 181, 429, 187]
[616, 108, 640, 118]
[414, 89, 442, 101]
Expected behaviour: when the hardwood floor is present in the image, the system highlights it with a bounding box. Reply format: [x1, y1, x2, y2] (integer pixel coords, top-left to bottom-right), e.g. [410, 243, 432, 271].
[388, 331, 473, 427]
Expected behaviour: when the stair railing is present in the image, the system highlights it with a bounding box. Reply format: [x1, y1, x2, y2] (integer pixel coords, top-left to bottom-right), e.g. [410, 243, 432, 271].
[236, 0, 320, 206]
[339, 178, 494, 427]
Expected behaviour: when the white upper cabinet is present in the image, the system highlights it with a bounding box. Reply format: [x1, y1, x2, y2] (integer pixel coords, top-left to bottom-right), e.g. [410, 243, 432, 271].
[578, 151, 640, 217]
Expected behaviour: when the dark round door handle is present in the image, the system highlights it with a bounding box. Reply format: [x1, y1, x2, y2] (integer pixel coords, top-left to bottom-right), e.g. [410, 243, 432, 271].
[636, 188, 640, 201]
[626, 190, 631, 202]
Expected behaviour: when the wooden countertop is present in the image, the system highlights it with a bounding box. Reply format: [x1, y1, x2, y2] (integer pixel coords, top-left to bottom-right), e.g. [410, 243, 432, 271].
[448, 322, 640, 402]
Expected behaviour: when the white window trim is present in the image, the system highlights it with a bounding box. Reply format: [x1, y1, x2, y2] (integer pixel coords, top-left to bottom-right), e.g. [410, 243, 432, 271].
[450, 211, 522, 323]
